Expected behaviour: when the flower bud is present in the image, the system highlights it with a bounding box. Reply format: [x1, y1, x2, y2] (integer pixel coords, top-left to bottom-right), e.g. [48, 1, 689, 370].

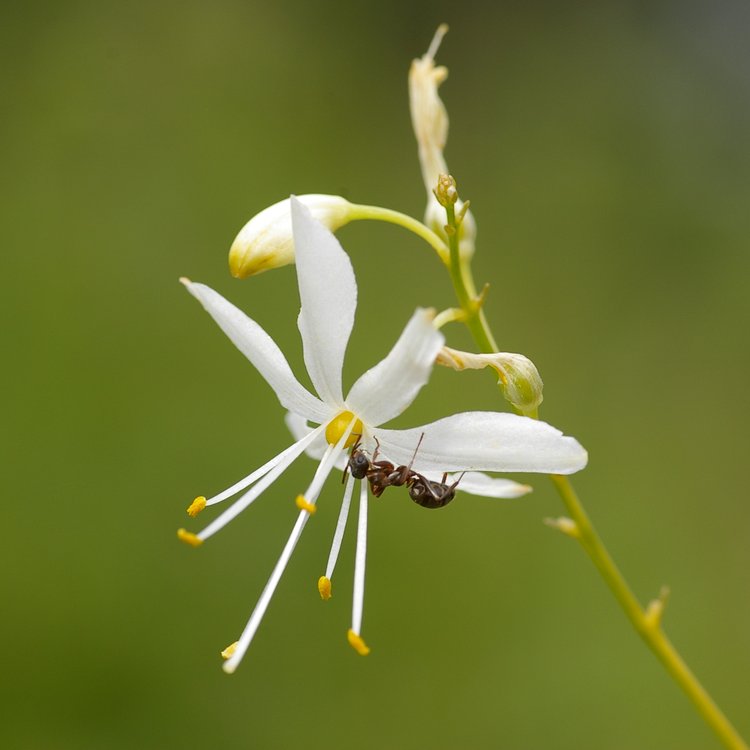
[436, 347, 544, 416]
[435, 174, 458, 207]
[229, 194, 354, 278]
[409, 26, 476, 259]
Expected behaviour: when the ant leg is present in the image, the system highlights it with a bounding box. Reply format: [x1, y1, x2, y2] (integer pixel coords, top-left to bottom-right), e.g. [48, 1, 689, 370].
[392, 432, 427, 487]
[406, 432, 425, 472]
[372, 436, 382, 463]
[448, 471, 466, 490]
[342, 434, 364, 485]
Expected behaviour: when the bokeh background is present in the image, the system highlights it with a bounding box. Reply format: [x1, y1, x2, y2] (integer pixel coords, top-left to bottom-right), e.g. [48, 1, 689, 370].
[2, 1, 749, 748]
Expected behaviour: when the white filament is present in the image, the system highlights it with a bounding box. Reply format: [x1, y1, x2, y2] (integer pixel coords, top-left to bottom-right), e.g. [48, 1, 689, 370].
[197, 426, 324, 541]
[324, 473, 356, 580]
[351, 480, 368, 635]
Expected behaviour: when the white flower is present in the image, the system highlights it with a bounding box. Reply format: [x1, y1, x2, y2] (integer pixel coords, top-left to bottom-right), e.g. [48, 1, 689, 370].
[180, 197, 587, 672]
[229, 194, 353, 278]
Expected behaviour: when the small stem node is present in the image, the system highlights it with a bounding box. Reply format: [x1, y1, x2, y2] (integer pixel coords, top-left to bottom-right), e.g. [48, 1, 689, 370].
[544, 516, 581, 540]
[472, 282, 490, 312]
[644, 585, 671, 630]
[434, 307, 467, 330]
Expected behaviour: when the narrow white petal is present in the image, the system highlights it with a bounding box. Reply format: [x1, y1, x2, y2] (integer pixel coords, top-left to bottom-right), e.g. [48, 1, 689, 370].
[351, 480, 368, 635]
[325, 473, 356, 580]
[223, 509, 312, 673]
[291, 197, 356, 407]
[346, 308, 444, 426]
[436, 471, 532, 499]
[183, 280, 331, 423]
[284, 411, 348, 470]
[197, 426, 325, 541]
[373, 412, 588, 474]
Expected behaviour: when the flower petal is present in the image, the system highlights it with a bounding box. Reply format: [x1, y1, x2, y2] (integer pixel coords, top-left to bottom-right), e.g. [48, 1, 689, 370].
[439, 471, 532, 499]
[373, 412, 588, 474]
[183, 280, 332, 423]
[291, 196, 356, 407]
[346, 308, 444, 426]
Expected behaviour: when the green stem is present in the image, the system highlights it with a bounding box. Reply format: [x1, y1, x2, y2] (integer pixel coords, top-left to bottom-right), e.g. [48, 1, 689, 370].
[443, 203, 497, 352]
[347, 204, 449, 264]
[550, 475, 747, 750]
[436, 199, 747, 750]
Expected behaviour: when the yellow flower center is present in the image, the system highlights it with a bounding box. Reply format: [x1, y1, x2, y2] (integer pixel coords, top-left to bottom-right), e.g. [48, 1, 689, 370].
[324, 410, 363, 448]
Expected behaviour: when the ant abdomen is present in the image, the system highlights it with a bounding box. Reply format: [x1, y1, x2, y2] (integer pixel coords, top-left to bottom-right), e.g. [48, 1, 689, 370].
[408, 477, 457, 509]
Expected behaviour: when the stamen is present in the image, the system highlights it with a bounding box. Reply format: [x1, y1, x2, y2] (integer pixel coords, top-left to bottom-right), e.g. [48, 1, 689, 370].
[223, 511, 310, 675]
[426, 23, 449, 61]
[318, 576, 332, 600]
[324, 473, 356, 581]
[187, 496, 206, 517]
[196, 425, 325, 542]
[221, 641, 238, 660]
[222, 427, 354, 674]
[205, 433, 323, 507]
[351, 480, 368, 639]
[177, 528, 203, 547]
[295, 495, 317, 514]
[347, 629, 371, 656]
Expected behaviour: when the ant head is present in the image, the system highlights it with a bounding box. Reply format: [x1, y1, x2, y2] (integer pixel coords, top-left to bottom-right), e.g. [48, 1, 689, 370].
[349, 450, 370, 480]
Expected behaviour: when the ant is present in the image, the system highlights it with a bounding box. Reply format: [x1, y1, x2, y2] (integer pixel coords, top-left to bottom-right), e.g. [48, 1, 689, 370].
[345, 434, 462, 509]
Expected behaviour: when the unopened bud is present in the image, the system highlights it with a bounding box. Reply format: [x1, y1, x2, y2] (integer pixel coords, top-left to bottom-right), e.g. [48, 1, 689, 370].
[435, 174, 458, 207]
[409, 26, 476, 260]
[229, 194, 354, 278]
[436, 347, 544, 416]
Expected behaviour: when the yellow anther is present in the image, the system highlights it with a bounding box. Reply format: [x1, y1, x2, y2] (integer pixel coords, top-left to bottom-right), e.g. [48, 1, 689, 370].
[318, 576, 332, 600]
[295, 495, 317, 514]
[187, 496, 207, 517]
[177, 528, 203, 547]
[347, 629, 371, 656]
[324, 411, 363, 448]
[221, 641, 238, 660]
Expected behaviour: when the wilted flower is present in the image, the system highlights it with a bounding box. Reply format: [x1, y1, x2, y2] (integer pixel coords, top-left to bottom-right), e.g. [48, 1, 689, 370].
[180, 198, 587, 673]
[437, 346, 544, 416]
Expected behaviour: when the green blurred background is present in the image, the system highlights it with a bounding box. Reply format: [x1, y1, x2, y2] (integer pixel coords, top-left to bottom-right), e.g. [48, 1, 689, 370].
[2, 1, 749, 748]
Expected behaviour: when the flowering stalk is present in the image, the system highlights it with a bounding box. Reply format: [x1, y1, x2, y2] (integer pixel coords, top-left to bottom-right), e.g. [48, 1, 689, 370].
[345, 203, 449, 264]
[431, 176, 748, 750]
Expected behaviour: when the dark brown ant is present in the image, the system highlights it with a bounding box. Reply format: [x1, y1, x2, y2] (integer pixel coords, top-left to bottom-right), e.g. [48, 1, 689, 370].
[345, 434, 462, 509]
